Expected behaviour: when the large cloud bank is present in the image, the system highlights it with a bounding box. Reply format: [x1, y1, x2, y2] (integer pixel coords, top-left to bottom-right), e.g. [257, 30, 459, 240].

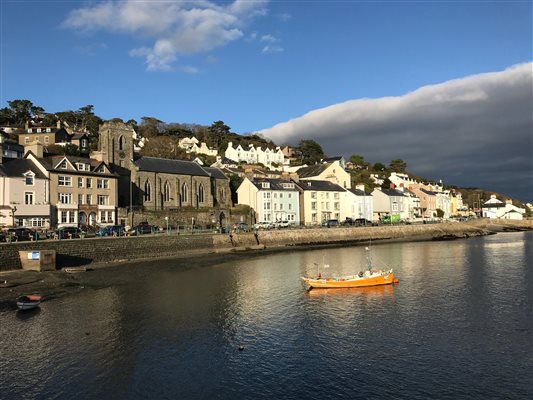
[260, 63, 533, 201]
[63, 0, 268, 71]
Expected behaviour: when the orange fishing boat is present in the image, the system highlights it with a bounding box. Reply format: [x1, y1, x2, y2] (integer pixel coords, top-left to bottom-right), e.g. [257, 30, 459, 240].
[302, 247, 399, 289]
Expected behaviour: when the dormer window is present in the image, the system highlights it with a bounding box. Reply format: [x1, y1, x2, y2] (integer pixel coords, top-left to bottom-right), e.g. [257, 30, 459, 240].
[58, 159, 67, 169]
[261, 182, 270, 189]
[24, 172, 35, 186]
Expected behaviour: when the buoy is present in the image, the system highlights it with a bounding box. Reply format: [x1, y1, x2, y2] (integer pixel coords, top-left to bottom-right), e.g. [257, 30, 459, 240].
[238, 345, 245, 351]
[393, 278, 399, 284]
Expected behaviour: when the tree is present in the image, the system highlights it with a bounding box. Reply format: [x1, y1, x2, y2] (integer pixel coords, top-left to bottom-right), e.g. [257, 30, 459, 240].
[349, 154, 365, 165]
[138, 117, 165, 138]
[381, 177, 393, 189]
[297, 139, 324, 165]
[435, 208, 445, 218]
[208, 120, 231, 150]
[389, 159, 407, 173]
[229, 174, 243, 205]
[373, 162, 386, 172]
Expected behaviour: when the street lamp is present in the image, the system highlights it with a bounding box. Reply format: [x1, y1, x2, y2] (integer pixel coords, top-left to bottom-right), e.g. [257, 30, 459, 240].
[11, 206, 17, 227]
[165, 216, 169, 234]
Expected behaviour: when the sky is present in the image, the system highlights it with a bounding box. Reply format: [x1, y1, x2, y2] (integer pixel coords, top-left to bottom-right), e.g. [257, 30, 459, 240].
[1, 0, 532, 202]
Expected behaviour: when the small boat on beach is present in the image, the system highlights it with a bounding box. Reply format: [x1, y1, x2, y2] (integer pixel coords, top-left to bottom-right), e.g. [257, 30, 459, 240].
[62, 266, 87, 273]
[302, 247, 399, 290]
[16, 295, 42, 310]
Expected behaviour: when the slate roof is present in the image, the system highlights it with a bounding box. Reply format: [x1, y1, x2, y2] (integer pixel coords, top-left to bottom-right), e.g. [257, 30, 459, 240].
[419, 188, 437, 196]
[295, 179, 345, 192]
[35, 155, 117, 177]
[380, 188, 407, 197]
[347, 188, 370, 196]
[296, 164, 328, 178]
[135, 156, 210, 177]
[250, 178, 299, 191]
[202, 166, 228, 180]
[0, 158, 47, 179]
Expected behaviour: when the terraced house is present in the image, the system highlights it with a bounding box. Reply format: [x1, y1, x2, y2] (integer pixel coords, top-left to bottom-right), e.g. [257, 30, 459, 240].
[25, 143, 118, 228]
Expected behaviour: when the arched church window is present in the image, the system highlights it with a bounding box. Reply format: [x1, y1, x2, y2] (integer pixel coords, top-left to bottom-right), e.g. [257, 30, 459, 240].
[144, 180, 152, 202]
[181, 183, 188, 203]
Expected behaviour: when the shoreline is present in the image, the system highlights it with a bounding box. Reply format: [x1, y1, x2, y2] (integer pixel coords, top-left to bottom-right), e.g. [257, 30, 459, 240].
[1, 220, 531, 307]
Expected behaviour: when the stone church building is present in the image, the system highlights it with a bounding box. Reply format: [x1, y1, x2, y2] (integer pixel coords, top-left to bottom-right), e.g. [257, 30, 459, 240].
[94, 121, 232, 222]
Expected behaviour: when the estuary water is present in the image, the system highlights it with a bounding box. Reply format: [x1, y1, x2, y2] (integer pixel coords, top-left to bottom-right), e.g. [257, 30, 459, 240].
[1, 232, 531, 400]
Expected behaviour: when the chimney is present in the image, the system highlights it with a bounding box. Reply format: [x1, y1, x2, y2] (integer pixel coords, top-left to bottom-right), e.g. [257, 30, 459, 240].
[25, 142, 43, 158]
[56, 120, 61, 129]
[506, 199, 513, 205]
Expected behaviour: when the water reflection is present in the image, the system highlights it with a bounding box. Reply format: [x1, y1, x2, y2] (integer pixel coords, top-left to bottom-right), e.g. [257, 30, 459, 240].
[1, 232, 531, 400]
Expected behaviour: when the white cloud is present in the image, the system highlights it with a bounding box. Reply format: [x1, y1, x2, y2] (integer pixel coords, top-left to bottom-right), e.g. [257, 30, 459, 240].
[279, 13, 292, 22]
[259, 63, 533, 201]
[261, 34, 278, 43]
[262, 44, 284, 54]
[64, 0, 268, 70]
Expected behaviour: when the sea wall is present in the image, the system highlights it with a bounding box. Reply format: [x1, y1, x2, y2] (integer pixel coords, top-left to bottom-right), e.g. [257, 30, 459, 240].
[0, 219, 531, 271]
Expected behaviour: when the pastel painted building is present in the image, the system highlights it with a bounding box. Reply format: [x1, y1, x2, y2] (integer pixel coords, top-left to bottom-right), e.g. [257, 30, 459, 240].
[237, 178, 300, 225]
[0, 143, 51, 228]
[481, 195, 525, 220]
[295, 180, 346, 225]
[296, 159, 351, 189]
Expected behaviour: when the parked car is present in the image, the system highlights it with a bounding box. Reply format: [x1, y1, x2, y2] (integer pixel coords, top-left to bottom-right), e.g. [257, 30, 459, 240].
[56, 226, 83, 239]
[354, 218, 372, 226]
[341, 217, 355, 226]
[232, 222, 250, 232]
[274, 220, 291, 229]
[322, 219, 339, 228]
[6, 227, 37, 241]
[254, 222, 273, 230]
[131, 223, 158, 235]
[96, 225, 125, 237]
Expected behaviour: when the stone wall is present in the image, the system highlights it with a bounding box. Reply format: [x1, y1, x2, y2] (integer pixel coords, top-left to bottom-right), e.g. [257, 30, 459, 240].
[1, 219, 531, 271]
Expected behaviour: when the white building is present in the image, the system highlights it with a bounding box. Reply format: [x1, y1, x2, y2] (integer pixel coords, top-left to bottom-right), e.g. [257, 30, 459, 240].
[178, 137, 218, 157]
[225, 142, 287, 169]
[344, 184, 373, 221]
[481, 195, 525, 220]
[237, 178, 300, 225]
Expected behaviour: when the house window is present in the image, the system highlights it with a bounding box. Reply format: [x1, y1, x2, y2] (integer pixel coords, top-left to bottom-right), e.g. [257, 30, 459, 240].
[81, 139, 88, 148]
[24, 192, 34, 205]
[44, 136, 49, 144]
[280, 193, 283, 198]
[58, 160, 67, 169]
[334, 202, 340, 210]
[119, 136, 124, 151]
[311, 192, 317, 199]
[78, 177, 83, 188]
[288, 204, 292, 210]
[97, 179, 109, 189]
[97, 195, 108, 205]
[69, 212, 75, 224]
[312, 213, 317, 222]
[58, 176, 72, 186]
[78, 194, 84, 205]
[58, 193, 72, 204]
[25, 174, 34, 185]
[144, 180, 152, 202]
[264, 202, 271, 210]
[86, 178, 92, 188]
[86, 194, 92, 205]
[334, 193, 339, 199]
[61, 211, 68, 223]
[25, 137, 30, 144]
[311, 202, 317, 210]
[280, 204, 284, 210]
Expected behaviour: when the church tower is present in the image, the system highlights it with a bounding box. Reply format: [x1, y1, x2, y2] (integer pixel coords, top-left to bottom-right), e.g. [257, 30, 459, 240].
[98, 120, 135, 170]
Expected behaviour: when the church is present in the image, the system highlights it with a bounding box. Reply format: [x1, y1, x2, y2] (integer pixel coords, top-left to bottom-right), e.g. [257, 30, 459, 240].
[94, 120, 232, 213]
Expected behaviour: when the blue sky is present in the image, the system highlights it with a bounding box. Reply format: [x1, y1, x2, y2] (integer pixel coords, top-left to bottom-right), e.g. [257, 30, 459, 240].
[1, 1, 532, 201]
